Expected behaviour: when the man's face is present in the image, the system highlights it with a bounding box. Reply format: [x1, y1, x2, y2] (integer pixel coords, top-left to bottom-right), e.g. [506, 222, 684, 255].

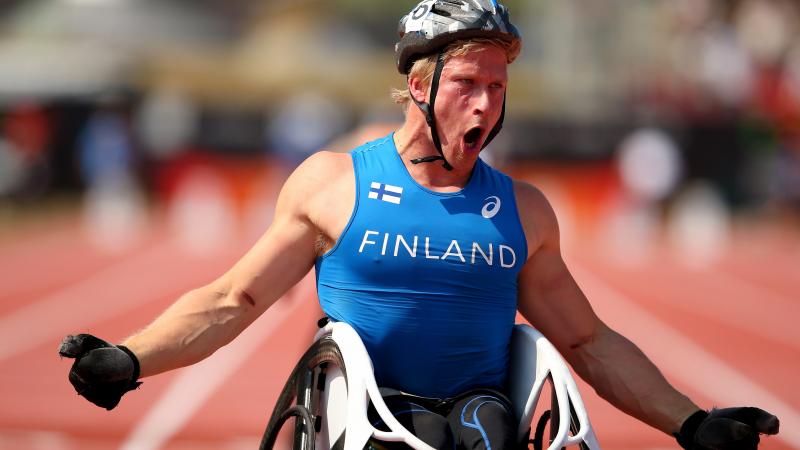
[429, 44, 508, 165]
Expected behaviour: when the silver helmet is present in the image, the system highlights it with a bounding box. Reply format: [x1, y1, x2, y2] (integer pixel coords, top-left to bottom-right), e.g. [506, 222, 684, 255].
[395, 0, 521, 74]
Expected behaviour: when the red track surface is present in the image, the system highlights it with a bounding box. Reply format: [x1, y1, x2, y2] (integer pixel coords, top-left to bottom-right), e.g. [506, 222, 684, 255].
[0, 188, 797, 449]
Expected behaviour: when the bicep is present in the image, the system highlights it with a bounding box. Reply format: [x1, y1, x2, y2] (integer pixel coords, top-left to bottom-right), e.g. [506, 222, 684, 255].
[225, 215, 318, 310]
[518, 245, 600, 354]
[514, 182, 601, 356]
[218, 157, 327, 314]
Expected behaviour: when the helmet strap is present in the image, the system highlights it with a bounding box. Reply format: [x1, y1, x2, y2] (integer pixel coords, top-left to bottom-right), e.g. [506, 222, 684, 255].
[482, 92, 506, 149]
[409, 52, 453, 171]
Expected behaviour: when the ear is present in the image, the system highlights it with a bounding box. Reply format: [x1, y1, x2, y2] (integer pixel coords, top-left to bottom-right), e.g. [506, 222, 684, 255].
[408, 75, 428, 104]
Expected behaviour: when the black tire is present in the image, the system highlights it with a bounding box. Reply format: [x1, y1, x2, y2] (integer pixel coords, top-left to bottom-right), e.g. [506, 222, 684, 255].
[260, 336, 348, 450]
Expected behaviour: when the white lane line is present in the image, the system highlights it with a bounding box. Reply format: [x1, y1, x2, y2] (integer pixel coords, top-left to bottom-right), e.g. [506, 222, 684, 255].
[571, 263, 800, 449]
[702, 268, 800, 345]
[118, 277, 313, 450]
[0, 429, 70, 450]
[638, 258, 800, 348]
[0, 239, 220, 363]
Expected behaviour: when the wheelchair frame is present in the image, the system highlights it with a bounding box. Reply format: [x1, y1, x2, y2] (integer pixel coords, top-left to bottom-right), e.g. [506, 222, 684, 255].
[259, 322, 601, 450]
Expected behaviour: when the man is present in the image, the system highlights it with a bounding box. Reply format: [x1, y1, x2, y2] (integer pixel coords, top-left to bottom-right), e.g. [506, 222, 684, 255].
[60, 1, 779, 449]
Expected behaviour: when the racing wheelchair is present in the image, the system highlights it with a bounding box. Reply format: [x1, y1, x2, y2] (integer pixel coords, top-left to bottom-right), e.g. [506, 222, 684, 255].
[259, 320, 601, 450]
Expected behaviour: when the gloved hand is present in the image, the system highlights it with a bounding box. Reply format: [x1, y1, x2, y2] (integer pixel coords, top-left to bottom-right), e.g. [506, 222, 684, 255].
[58, 334, 142, 410]
[675, 407, 780, 450]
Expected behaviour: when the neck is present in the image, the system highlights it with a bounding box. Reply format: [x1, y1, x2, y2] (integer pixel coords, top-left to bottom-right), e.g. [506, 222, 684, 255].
[394, 116, 476, 191]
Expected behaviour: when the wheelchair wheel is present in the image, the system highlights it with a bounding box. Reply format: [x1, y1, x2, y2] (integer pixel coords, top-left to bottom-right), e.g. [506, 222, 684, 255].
[260, 336, 348, 450]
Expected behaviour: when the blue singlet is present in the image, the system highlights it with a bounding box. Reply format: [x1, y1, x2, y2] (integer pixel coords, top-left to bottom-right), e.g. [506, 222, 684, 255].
[315, 134, 527, 398]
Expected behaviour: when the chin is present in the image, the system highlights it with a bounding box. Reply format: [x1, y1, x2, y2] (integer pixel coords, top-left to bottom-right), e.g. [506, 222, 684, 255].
[452, 146, 481, 166]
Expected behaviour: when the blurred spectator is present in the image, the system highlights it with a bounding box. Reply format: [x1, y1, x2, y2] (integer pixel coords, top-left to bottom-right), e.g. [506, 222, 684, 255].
[4, 103, 51, 160]
[0, 103, 53, 199]
[0, 140, 27, 197]
[267, 92, 352, 167]
[77, 98, 148, 252]
[78, 104, 135, 187]
[135, 88, 197, 161]
[617, 127, 683, 204]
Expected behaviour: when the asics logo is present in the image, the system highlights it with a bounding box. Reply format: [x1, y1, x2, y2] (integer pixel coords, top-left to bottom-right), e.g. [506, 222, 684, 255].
[481, 196, 501, 219]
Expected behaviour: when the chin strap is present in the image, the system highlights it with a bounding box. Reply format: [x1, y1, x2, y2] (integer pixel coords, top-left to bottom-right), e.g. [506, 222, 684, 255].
[409, 52, 453, 171]
[483, 92, 506, 149]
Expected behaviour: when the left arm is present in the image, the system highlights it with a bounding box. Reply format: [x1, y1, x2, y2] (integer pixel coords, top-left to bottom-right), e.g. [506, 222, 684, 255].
[513, 181, 699, 435]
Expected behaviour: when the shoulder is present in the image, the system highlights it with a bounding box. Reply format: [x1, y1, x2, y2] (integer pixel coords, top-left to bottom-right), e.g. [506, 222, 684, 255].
[512, 180, 553, 215]
[276, 150, 354, 218]
[293, 150, 352, 184]
[512, 179, 560, 259]
[283, 151, 352, 194]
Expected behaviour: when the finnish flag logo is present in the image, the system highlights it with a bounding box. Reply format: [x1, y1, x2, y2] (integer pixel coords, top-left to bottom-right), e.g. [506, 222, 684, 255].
[368, 182, 403, 204]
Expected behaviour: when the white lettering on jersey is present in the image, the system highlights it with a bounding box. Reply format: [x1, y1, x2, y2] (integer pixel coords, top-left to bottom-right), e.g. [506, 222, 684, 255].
[359, 230, 379, 253]
[424, 237, 439, 259]
[442, 240, 465, 263]
[472, 242, 493, 265]
[499, 244, 516, 268]
[394, 234, 418, 257]
[381, 232, 389, 255]
[358, 229, 516, 269]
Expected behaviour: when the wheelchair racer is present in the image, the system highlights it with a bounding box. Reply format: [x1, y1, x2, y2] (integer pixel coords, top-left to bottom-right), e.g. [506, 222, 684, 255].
[60, 1, 779, 449]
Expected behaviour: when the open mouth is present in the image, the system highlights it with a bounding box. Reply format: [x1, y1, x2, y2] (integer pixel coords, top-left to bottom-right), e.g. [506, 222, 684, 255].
[463, 127, 483, 149]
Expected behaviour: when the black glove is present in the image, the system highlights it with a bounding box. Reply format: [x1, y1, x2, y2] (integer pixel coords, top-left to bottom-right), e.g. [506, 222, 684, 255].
[675, 407, 780, 450]
[58, 334, 142, 410]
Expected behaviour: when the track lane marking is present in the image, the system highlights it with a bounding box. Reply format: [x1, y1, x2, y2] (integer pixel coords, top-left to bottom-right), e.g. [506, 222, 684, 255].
[699, 268, 800, 345]
[571, 263, 800, 449]
[0, 239, 235, 363]
[118, 276, 314, 450]
[620, 255, 800, 348]
[0, 240, 174, 362]
[577, 249, 800, 349]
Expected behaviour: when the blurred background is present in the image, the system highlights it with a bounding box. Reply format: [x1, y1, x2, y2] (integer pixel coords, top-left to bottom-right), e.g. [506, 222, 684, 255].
[0, 0, 799, 230]
[0, 0, 798, 449]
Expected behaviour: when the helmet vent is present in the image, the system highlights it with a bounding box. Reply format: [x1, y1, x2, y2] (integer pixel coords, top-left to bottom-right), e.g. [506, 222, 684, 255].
[431, 6, 452, 17]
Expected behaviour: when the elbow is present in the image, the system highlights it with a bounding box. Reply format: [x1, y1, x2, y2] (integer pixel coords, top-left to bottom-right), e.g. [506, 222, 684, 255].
[202, 282, 261, 340]
[562, 322, 612, 380]
[567, 321, 608, 352]
[234, 288, 257, 307]
[569, 330, 598, 351]
[211, 274, 259, 309]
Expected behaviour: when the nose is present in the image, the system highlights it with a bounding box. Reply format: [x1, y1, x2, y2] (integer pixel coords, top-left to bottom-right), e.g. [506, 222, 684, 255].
[472, 87, 492, 116]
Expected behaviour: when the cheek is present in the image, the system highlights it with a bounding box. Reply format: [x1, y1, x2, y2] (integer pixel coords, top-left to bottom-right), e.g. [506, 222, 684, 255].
[435, 93, 466, 119]
[491, 89, 505, 104]
[489, 92, 506, 115]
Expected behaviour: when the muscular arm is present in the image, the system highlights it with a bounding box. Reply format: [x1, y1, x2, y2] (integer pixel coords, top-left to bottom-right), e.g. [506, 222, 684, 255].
[514, 181, 699, 435]
[122, 152, 344, 377]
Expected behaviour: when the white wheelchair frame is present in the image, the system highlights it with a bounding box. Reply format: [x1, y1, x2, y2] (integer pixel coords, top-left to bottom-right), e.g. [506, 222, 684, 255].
[260, 321, 601, 450]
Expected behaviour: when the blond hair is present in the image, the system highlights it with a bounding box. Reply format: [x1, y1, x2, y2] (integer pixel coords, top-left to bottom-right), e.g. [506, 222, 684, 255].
[391, 38, 521, 111]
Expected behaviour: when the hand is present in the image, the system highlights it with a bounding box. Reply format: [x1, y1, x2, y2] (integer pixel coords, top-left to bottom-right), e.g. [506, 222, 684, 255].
[676, 407, 780, 450]
[58, 334, 142, 410]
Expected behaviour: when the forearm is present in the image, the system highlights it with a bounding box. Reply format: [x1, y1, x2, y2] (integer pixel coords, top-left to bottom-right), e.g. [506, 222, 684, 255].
[568, 324, 700, 435]
[122, 282, 258, 378]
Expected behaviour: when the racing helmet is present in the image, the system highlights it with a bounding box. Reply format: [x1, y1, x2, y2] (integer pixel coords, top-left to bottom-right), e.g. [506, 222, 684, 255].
[394, 0, 521, 170]
[395, 0, 521, 74]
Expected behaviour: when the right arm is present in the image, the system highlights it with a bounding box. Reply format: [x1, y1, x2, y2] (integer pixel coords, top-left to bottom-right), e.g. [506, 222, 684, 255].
[122, 152, 339, 377]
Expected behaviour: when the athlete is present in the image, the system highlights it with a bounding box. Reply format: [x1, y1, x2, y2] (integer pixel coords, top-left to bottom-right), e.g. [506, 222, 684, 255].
[59, 1, 779, 449]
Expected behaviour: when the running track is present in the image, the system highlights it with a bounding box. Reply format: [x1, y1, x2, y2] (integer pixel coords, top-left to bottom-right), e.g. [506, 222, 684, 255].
[0, 167, 797, 450]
